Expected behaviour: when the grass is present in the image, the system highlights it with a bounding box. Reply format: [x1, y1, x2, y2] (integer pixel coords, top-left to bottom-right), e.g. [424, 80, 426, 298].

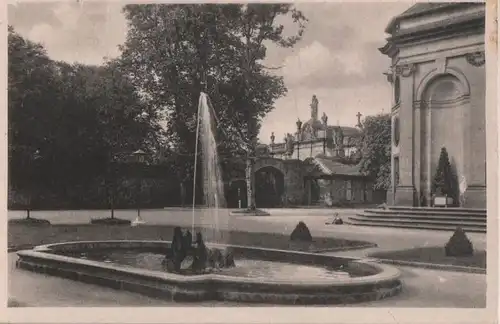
[8, 223, 375, 253]
[370, 246, 486, 269]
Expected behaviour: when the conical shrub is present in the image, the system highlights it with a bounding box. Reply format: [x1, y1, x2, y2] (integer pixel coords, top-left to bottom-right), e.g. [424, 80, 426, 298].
[290, 221, 313, 242]
[432, 147, 458, 203]
[445, 227, 473, 257]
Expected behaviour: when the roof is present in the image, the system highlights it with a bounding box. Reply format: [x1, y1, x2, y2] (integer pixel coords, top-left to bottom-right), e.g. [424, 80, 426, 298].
[384, 3, 472, 34]
[302, 119, 362, 137]
[308, 156, 366, 177]
[331, 126, 361, 137]
[399, 3, 453, 19]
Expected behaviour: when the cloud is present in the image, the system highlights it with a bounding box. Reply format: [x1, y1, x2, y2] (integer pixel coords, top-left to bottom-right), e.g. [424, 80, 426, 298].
[9, 2, 127, 65]
[281, 40, 365, 89]
[260, 82, 393, 144]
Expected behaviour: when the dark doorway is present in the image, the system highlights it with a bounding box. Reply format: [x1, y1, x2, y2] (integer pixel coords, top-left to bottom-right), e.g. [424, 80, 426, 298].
[309, 179, 321, 205]
[255, 167, 285, 208]
[226, 180, 247, 208]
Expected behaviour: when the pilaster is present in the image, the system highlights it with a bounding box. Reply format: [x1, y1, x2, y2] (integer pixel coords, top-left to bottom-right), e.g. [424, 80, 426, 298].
[393, 63, 416, 205]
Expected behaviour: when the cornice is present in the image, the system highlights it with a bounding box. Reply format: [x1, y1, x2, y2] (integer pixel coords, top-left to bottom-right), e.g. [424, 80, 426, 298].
[384, 3, 475, 34]
[391, 103, 401, 113]
[413, 95, 471, 109]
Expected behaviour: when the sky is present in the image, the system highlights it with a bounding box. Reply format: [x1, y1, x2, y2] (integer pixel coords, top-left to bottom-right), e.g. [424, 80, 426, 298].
[8, 1, 414, 144]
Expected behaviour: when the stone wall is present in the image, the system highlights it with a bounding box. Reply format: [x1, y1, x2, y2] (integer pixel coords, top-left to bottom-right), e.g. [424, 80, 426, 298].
[304, 177, 375, 206]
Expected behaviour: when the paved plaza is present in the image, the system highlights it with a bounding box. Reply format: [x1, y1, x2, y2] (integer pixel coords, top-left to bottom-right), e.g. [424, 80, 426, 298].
[8, 208, 487, 307]
[8, 208, 487, 252]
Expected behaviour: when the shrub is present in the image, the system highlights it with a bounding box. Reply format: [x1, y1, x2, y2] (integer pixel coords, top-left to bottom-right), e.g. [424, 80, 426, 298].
[432, 147, 458, 204]
[290, 221, 313, 242]
[445, 227, 473, 257]
[8, 218, 51, 226]
[90, 217, 131, 225]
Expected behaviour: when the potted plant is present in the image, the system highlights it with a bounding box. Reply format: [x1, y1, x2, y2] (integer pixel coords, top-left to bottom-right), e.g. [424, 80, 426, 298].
[431, 147, 457, 207]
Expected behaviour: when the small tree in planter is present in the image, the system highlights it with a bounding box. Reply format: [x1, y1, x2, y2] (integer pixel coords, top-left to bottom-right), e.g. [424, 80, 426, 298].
[445, 227, 473, 257]
[432, 147, 458, 207]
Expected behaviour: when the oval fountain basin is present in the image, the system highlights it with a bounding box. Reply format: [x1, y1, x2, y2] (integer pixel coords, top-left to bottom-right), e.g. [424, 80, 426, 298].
[16, 240, 403, 305]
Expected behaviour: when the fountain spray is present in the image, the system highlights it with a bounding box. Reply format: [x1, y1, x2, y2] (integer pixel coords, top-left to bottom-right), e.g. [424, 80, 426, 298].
[192, 92, 228, 244]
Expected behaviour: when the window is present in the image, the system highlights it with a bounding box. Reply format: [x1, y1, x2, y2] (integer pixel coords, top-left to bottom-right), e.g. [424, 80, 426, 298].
[393, 116, 400, 146]
[394, 76, 401, 104]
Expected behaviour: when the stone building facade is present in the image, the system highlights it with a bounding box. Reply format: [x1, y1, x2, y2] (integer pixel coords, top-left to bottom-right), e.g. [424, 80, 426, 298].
[228, 96, 384, 208]
[379, 3, 486, 208]
[267, 95, 362, 162]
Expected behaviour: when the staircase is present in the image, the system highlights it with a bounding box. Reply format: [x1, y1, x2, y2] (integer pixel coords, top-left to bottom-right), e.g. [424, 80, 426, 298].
[346, 206, 487, 233]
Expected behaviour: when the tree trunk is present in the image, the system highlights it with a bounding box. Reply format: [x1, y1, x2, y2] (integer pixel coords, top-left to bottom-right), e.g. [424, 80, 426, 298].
[245, 156, 255, 209]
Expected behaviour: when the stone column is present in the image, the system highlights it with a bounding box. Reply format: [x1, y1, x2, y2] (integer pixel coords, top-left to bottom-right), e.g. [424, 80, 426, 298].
[394, 64, 417, 206]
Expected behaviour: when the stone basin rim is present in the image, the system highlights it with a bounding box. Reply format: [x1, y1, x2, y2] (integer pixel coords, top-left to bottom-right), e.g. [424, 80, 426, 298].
[17, 240, 402, 286]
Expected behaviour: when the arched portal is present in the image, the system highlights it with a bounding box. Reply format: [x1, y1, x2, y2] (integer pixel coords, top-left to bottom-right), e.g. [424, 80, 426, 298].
[255, 166, 285, 208]
[419, 74, 468, 205]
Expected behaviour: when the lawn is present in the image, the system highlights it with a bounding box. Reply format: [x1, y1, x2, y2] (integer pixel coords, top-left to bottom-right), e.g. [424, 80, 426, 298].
[8, 223, 376, 253]
[370, 246, 486, 269]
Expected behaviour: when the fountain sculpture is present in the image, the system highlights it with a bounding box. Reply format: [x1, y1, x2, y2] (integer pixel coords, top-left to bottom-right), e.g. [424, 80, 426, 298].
[162, 227, 235, 274]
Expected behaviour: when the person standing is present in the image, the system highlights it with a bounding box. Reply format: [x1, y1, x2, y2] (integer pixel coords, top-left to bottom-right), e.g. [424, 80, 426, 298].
[459, 176, 467, 207]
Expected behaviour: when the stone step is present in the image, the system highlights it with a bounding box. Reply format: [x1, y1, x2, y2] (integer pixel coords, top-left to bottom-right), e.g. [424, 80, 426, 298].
[361, 210, 487, 220]
[345, 218, 486, 233]
[388, 206, 486, 214]
[351, 215, 486, 226]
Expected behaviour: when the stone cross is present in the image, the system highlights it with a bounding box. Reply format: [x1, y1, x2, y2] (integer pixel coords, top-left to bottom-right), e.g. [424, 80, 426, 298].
[356, 112, 362, 125]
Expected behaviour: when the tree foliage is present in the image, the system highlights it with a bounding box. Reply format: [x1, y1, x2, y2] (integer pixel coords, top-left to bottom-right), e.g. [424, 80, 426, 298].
[432, 147, 458, 202]
[8, 26, 157, 208]
[357, 113, 391, 190]
[117, 4, 307, 182]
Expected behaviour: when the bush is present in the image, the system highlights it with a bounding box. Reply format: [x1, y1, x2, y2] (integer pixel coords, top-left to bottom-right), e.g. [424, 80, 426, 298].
[445, 227, 473, 257]
[90, 217, 131, 225]
[290, 221, 313, 242]
[8, 218, 51, 226]
[432, 147, 458, 204]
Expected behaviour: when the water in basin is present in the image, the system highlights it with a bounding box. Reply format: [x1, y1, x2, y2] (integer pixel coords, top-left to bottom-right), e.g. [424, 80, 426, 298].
[61, 251, 353, 280]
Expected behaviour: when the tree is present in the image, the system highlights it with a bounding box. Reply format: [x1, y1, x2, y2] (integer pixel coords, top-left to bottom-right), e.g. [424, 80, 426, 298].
[8, 25, 61, 212]
[357, 113, 391, 190]
[432, 147, 458, 203]
[8, 26, 159, 209]
[117, 4, 307, 207]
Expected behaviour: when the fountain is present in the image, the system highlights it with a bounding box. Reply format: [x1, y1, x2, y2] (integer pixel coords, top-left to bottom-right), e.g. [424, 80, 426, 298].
[15, 93, 402, 305]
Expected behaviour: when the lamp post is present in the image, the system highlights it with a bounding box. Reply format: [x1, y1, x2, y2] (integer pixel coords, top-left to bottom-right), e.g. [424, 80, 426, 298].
[131, 149, 147, 225]
[27, 149, 42, 219]
[108, 153, 119, 219]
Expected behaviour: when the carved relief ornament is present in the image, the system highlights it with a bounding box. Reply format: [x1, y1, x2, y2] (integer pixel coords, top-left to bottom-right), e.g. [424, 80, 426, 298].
[466, 51, 485, 67]
[394, 64, 416, 77]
